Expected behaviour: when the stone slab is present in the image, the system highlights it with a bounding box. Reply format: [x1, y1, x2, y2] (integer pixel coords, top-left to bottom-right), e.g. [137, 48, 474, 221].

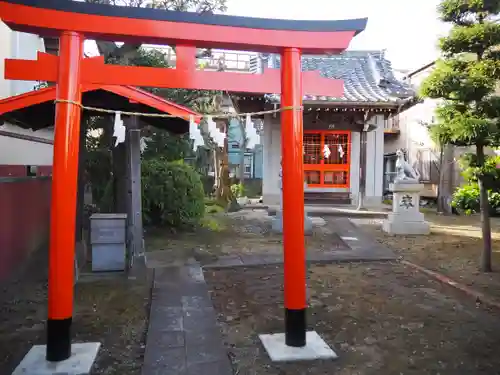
[186, 360, 233, 375]
[259, 331, 337, 362]
[143, 263, 232, 375]
[382, 219, 430, 235]
[267, 205, 389, 219]
[390, 182, 424, 192]
[271, 212, 313, 235]
[12, 343, 101, 375]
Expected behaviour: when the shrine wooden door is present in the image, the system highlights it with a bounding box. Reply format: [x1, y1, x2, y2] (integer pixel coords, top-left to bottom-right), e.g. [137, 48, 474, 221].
[303, 130, 351, 188]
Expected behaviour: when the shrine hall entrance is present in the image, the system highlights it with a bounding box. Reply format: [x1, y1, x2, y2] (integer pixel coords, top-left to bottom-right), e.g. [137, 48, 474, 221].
[303, 130, 351, 188]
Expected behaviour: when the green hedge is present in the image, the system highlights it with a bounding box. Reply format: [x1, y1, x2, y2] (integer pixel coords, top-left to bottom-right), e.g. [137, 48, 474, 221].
[142, 159, 205, 228]
[452, 183, 500, 216]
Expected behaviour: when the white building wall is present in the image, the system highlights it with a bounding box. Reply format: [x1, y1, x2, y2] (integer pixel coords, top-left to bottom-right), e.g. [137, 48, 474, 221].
[364, 117, 385, 205]
[0, 22, 12, 101]
[262, 113, 384, 206]
[386, 65, 440, 162]
[262, 114, 281, 205]
[0, 22, 53, 166]
[9, 30, 46, 96]
[0, 124, 54, 165]
[389, 64, 497, 194]
[350, 132, 360, 205]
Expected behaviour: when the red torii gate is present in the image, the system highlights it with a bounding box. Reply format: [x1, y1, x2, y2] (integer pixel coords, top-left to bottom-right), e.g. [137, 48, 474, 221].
[0, 0, 366, 363]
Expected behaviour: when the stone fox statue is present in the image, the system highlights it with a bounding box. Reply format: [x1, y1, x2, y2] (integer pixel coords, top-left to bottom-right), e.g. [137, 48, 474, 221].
[395, 148, 420, 183]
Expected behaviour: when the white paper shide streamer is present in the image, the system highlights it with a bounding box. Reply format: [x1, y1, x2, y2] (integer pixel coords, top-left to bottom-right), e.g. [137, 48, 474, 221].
[207, 115, 225, 147]
[189, 115, 205, 151]
[322, 144, 331, 159]
[113, 111, 126, 147]
[338, 145, 344, 158]
[245, 114, 260, 149]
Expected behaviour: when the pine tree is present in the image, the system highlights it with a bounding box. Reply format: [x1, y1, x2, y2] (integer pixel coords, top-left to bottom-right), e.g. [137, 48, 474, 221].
[420, 0, 500, 272]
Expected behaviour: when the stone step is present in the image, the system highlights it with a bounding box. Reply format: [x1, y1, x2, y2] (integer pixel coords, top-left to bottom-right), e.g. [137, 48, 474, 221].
[304, 192, 352, 205]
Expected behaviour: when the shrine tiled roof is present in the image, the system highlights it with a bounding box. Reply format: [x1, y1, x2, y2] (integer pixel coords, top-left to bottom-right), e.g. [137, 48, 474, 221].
[249, 51, 416, 105]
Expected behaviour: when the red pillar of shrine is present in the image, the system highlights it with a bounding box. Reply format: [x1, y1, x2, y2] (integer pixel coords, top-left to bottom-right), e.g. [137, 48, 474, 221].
[280, 47, 307, 347]
[46, 31, 84, 362]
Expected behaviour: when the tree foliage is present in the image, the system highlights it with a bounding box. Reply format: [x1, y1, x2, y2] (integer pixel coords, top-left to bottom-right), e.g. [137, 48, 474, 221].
[82, 0, 227, 61]
[142, 159, 205, 228]
[459, 153, 500, 188]
[420, 0, 500, 271]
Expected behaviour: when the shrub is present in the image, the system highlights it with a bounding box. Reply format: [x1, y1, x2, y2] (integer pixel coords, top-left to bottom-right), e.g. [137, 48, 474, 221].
[231, 183, 244, 198]
[451, 183, 500, 216]
[200, 175, 215, 196]
[460, 154, 500, 190]
[242, 179, 263, 198]
[142, 159, 205, 228]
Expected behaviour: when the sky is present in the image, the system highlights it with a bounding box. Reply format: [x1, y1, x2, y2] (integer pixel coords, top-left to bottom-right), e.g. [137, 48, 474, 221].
[85, 0, 451, 73]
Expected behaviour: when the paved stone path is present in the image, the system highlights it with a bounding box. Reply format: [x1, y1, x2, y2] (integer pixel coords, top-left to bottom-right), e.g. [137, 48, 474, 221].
[142, 264, 232, 375]
[142, 217, 395, 374]
[204, 218, 396, 269]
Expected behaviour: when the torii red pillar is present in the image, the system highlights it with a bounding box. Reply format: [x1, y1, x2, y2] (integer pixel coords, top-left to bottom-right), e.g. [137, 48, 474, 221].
[46, 31, 84, 362]
[0, 0, 366, 363]
[281, 48, 306, 346]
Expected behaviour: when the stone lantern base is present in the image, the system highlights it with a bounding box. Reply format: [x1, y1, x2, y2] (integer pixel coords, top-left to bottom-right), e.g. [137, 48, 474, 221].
[271, 181, 313, 235]
[271, 209, 314, 235]
[382, 182, 430, 235]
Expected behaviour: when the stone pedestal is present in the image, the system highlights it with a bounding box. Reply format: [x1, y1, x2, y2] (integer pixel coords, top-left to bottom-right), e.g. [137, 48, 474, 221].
[382, 182, 430, 235]
[259, 331, 337, 362]
[272, 181, 313, 235]
[12, 343, 101, 375]
[271, 209, 314, 235]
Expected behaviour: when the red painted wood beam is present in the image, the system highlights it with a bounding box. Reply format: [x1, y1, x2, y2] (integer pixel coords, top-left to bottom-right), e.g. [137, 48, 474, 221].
[46, 31, 84, 362]
[5, 52, 344, 97]
[0, 1, 366, 54]
[281, 47, 306, 347]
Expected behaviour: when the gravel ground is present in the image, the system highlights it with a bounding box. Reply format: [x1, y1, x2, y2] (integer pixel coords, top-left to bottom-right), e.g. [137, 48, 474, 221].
[0, 246, 152, 375]
[352, 212, 500, 301]
[145, 210, 347, 267]
[205, 262, 500, 375]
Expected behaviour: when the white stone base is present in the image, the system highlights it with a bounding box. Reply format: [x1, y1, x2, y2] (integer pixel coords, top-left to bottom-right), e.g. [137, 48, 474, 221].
[382, 218, 430, 235]
[259, 331, 337, 362]
[12, 343, 101, 375]
[271, 211, 313, 235]
[382, 182, 430, 235]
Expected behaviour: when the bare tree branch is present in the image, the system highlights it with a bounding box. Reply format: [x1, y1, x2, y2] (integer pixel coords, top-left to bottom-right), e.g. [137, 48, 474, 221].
[84, 0, 226, 60]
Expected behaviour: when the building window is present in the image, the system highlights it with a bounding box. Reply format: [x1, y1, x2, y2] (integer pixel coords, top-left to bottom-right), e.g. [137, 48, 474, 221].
[229, 165, 238, 177]
[303, 131, 350, 187]
[231, 143, 239, 149]
[245, 165, 251, 174]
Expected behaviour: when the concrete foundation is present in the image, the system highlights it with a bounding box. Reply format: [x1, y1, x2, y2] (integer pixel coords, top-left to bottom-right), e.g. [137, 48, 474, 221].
[382, 214, 430, 235]
[12, 343, 101, 375]
[271, 210, 314, 235]
[259, 331, 337, 362]
[382, 183, 430, 235]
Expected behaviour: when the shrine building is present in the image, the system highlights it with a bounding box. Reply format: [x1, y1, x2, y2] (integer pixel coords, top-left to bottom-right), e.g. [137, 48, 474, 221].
[233, 51, 417, 207]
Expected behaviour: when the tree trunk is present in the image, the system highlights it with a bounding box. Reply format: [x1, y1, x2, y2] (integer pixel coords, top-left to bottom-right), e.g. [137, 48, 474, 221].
[214, 122, 234, 207]
[437, 144, 454, 214]
[215, 149, 232, 205]
[212, 148, 219, 194]
[437, 146, 450, 214]
[477, 144, 493, 272]
[239, 149, 246, 186]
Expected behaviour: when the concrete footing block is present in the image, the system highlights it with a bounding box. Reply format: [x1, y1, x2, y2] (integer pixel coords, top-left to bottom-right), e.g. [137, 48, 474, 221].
[259, 331, 337, 362]
[12, 343, 101, 375]
[271, 211, 313, 235]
